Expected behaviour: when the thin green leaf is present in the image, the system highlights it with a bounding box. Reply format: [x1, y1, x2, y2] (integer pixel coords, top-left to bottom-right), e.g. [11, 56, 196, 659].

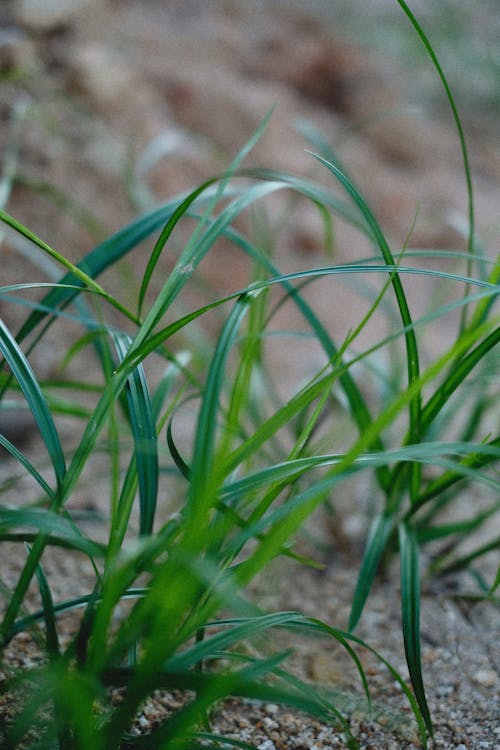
[0, 433, 55, 499]
[186, 292, 254, 544]
[398, 522, 433, 738]
[0, 508, 105, 558]
[0, 318, 66, 489]
[32, 551, 60, 659]
[310, 153, 422, 502]
[113, 333, 158, 536]
[349, 514, 394, 632]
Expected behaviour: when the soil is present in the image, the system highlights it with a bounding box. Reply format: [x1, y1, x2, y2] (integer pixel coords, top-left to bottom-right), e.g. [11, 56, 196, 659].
[1, 1, 499, 748]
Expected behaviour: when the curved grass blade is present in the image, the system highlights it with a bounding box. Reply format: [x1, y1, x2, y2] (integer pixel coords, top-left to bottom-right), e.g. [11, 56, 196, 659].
[138, 177, 219, 317]
[433, 534, 500, 577]
[0, 508, 105, 558]
[102, 665, 359, 750]
[408, 435, 500, 515]
[32, 552, 60, 659]
[398, 522, 433, 738]
[9, 587, 147, 639]
[395, 0, 474, 272]
[166, 415, 191, 479]
[0, 208, 135, 324]
[349, 513, 394, 632]
[138, 110, 273, 317]
[166, 612, 314, 672]
[310, 153, 422, 503]
[0, 317, 66, 489]
[186, 292, 254, 543]
[11, 192, 201, 345]
[0, 433, 55, 499]
[421, 326, 500, 429]
[113, 333, 158, 536]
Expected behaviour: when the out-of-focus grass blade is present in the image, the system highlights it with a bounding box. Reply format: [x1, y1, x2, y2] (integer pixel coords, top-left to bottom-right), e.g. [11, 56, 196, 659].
[349, 513, 394, 632]
[422, 327, 500, 429]
[151, 351, 191, 421]
[395, 0, 474, 259]
[434, 535, 500, 577]
[490, 564, 500, 595]
[138, 110, 273, 317]
[11, 195, 194, 344]
[0, 317, 66, 489]
[0, 508, 105, 558]
[113, 333, 158, 536]
[102, 665, 359, 750]
[0, 433, 55, 499]
[398, 522, 432, 739]
[417, 506, 500, 543]
[13, 172, 108, 242]
[138, 177, 219, 317]
[0, 208, 134, 324]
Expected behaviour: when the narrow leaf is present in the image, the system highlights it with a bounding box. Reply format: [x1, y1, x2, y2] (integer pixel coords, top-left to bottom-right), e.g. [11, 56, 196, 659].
[398, 522, 433, 737]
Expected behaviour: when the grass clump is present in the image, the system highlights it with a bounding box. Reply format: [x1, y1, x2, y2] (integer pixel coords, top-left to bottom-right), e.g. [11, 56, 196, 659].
[0, 3, 499, 749]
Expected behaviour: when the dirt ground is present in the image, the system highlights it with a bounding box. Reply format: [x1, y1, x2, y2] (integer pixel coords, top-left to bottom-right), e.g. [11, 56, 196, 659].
[1, 1, 499, 747]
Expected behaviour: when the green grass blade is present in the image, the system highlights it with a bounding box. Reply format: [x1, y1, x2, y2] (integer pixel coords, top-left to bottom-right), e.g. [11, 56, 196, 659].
[0, 208, 135, 325]
[166, 612, 304, 671]
[398, 522, 433, 738]
[186, 293, 254, 544]
[12, 197, 191, 344]
[0, 508, 105, 558]
[395, 0, 475, 269]
[408, 435, 500, 514]
[422, 326, 500, 429]
[138, 177, 219, 317]
[0, 317, 66, 489]
[349, 513, 394, 632]
[113, 333, 158, 536]
[138, 110, 273, 317]
[32, 552, 60, 659]
[0, 433, 55, 499]
[434, 535, 500, 577]
[310, 153, 422, 502]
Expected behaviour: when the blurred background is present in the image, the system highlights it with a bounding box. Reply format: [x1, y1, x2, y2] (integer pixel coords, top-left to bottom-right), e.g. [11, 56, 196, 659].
[1, 0, 499, 365]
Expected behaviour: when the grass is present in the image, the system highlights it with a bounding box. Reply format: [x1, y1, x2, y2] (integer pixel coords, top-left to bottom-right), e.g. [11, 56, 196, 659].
[0, 2, 499, 749]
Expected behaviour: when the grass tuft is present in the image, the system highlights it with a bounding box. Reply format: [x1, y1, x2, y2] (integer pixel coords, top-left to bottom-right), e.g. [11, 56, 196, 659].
[0, 3, 498, 748]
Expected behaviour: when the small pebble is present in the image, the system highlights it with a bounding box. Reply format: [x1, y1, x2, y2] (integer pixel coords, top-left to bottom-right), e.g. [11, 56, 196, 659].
[264, 703, 279, 714]
[472, 669, 497, 688]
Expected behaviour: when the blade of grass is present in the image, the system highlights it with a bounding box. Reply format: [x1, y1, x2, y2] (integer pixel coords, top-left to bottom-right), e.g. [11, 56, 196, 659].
[32, 549, 60, 660]
[186, 292, 255, 546]
[396, 0, 475, 324]
[113, 332, 158, 536]
[309, 153, 422, 504]
[0, 317, 66, 489]
[348, 513, 394, 632]
[398, 522, 433, 738]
